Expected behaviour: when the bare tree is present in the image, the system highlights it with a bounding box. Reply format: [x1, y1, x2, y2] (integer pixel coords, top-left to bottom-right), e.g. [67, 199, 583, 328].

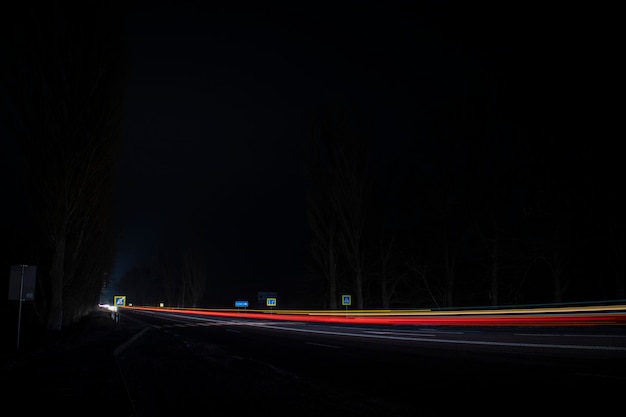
[304, 100, 373, 309]
[611, 233, 625, 300]
[377, 231, 403, 309]
[2, 2, 128, 331]
[405, 252, 440, 308]
[304, 111, 341, 309]
[306, 189, 340, 309]
[330, 145, 369, 309]
[181, 247, 208, 308]
[157, 247, 178, 307]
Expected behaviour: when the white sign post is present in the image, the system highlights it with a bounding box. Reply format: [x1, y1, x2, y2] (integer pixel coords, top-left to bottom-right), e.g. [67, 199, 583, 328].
[8, 265, 37, 350]
[341, 294, 351, 317]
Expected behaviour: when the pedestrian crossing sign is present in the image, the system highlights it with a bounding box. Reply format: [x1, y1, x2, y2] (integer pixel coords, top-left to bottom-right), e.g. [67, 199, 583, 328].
[342, 294, 351, 306]
[114, 295, 126, 307]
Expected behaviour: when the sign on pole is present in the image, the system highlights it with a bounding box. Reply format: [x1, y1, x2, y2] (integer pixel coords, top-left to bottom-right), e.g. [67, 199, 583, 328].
[341, 294, 351, 306]
[8, 265, 36, 301]
[8, 265, 37, 351]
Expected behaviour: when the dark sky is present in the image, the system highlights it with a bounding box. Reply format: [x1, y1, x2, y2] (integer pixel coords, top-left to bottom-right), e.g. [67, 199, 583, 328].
[115, 1, 470, 291]
[2, 1, 620, 302]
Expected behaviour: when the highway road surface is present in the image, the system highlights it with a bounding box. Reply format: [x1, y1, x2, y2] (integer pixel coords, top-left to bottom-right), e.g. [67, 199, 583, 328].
[114, 306, 626, 416]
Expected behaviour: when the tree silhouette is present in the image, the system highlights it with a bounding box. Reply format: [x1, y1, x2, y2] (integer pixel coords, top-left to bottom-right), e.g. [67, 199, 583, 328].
[304, 112, 340, 309]
[1, 2, 129, 331]
[304, 100, 373, 309]
[182, 246, 208, 308]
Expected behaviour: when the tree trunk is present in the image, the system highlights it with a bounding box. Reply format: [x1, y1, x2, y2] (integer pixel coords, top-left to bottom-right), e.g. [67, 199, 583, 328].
[490, 233, 499, 306]
[48, 233, 66, 332]
[444, 226, 456, 308]
[328, 233, 338, 309]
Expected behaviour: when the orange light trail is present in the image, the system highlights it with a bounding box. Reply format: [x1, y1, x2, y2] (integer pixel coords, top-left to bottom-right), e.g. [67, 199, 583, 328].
[122, 304, 626, 327]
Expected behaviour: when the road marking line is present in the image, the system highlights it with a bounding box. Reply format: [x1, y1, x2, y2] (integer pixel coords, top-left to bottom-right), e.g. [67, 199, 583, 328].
[306, 341, 342, 349]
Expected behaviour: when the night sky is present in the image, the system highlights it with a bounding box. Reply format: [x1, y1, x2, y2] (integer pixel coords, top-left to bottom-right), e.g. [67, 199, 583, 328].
[116, 1, 485, 295]
[1, 1, 621, 306]
[114, 1, 507, 297]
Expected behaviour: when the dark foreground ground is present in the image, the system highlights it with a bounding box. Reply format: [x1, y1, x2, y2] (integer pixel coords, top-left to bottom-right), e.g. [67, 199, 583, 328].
[3, 309, 624, 416]
[2, 310, 138, 415]
[2, 310, 418, 417]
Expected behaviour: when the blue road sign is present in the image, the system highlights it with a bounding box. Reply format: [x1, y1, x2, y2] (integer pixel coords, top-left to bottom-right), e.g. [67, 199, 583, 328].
[341, 294, 351, 306]
[235, 300, 249, 308]
[266, 297, 277, 307]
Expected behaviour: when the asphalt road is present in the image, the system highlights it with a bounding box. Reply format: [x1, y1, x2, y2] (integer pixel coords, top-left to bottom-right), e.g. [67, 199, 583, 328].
[116, 309, 626, 415]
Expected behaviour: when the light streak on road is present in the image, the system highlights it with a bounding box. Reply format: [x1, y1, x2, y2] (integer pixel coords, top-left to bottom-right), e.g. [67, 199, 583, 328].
[119, 303, 626, 327]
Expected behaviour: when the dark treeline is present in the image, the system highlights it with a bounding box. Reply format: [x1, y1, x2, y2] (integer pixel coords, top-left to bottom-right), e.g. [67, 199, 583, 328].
[301, 86, 624, 310]
[118, 244, 209, 309]
[115, 84, 625, 311]
[1, 1, 128, 336]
